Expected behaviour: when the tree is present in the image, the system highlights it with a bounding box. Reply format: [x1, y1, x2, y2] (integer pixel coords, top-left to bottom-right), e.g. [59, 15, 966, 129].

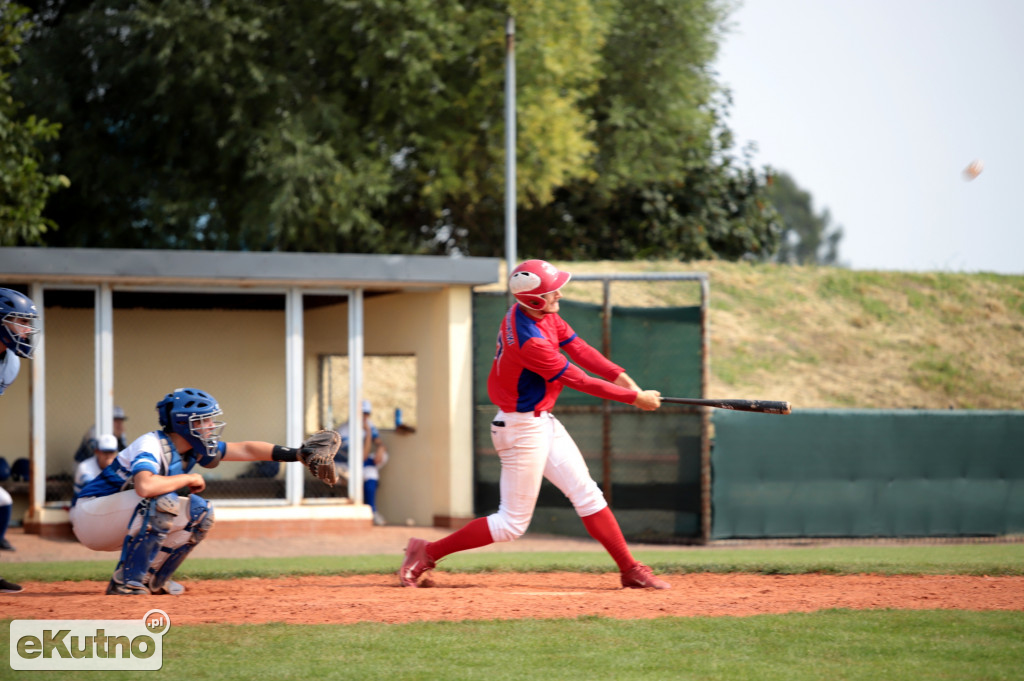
[13, 0, 604, 252]
[0, 1, 67, 246]
[515, 112, 781, 261]
[12, 0, 778, 262]
[510, 0, 781, 261]
[765, 171, 843, 266]
[415, 0, 781, 261]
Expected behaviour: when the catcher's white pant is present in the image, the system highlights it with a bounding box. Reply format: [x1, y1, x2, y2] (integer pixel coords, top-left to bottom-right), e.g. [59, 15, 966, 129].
[486, 410, 607, 543]
[70, 490, 201, 553]
[0, 485, 11, 507]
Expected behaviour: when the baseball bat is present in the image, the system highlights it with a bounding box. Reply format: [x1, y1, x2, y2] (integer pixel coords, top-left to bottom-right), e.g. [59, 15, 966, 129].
[661, 397, 792, 415]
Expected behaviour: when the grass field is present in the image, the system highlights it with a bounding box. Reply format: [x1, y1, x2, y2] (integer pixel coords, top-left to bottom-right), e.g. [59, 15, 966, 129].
[5, 611, 1022, 681]
[3, 543, 1024, 582]
[4, 544, 1023, 680]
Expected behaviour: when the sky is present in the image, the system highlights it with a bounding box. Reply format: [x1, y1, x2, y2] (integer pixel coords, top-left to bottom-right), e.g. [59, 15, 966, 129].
[713, 0, 1024, 274]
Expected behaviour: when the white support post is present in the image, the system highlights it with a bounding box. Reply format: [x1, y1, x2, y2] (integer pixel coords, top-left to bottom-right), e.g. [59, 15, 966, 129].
[505, 15, 517, 284]
[95, 284, 114, 442]
[347, 289, 364, 507]
[29, 284, 45, 518]
[285, 288, 305, 505]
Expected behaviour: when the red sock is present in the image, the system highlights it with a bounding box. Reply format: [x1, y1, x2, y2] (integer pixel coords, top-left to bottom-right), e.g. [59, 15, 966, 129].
[426, 517, 494, 562]
[581, 507, 636, 572]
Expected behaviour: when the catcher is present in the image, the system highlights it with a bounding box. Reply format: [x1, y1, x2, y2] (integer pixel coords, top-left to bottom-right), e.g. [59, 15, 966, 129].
[69, 387, 339, 595]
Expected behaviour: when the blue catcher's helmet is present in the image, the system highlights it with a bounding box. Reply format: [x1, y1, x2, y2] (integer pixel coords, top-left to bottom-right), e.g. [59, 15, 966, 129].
[156, 387, 226, 466]
[0, 288, 40, 359]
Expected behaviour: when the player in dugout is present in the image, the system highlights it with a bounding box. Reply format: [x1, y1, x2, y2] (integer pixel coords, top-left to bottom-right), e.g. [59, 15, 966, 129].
[399, 259, 669, 590]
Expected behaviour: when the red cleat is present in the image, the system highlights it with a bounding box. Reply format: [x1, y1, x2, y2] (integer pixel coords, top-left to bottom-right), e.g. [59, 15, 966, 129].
[620, 563, 670, 590]
[398, 538, 436, 587]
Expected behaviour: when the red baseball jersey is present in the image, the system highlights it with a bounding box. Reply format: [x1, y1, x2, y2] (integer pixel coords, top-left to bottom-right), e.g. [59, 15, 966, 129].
[488, 304, 638, 413]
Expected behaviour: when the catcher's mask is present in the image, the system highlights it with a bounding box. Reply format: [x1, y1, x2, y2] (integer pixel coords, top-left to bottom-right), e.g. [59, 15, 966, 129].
[0, 288, 40, 359]
[508, 260, 571, 310]
[157, 387, 226, 466]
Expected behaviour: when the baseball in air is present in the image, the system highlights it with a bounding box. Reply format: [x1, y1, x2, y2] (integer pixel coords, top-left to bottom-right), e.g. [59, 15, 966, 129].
[963, 159, 984, 180]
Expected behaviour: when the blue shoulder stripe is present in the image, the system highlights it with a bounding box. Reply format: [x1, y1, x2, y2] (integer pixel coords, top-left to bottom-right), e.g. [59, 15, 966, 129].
[549, 359, 570, 382]
[513, 306, 544, 344]
[132, 452, 160, 475]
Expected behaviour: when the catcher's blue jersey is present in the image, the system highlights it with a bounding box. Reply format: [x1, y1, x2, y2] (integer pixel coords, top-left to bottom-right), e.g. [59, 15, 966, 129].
[73, 430, 225, 504]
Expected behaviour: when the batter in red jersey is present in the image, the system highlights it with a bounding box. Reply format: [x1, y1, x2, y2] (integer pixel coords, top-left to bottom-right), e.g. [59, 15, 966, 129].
[400, 260, 669, 589]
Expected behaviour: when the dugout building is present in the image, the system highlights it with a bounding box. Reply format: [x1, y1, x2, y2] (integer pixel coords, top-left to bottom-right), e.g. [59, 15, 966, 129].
[0, 247, 500, 539]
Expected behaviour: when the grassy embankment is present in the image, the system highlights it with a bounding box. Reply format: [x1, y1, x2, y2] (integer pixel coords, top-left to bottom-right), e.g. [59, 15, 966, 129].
[553, 261, 1024, 410]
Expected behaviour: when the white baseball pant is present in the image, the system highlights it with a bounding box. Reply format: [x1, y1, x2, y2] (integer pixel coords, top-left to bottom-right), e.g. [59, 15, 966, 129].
[486, 410, 607, 543]
[70, 490, 200, 553]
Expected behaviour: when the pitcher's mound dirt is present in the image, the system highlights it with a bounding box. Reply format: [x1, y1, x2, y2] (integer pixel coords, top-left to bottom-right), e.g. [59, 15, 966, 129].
[5, 573, 1022, 625]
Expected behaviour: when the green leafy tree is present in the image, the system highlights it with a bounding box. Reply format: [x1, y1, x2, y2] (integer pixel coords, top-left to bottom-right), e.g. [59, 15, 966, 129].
[517, 114, 781, 261]
[13, 0, 778, 261]
[14, 0, 606, 252]
[512, 1, 781, 261]
[0, 1, 67, 246]
[765, 171, 843, 265]
[587, 0, 722, 192]
[16, 1, 423, 250]
[425, 0, 781, 261]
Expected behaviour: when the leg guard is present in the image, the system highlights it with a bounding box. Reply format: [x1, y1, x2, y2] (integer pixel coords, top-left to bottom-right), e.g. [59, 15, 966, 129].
[147, 495, 214, 594]
[117, 493, 180, 588]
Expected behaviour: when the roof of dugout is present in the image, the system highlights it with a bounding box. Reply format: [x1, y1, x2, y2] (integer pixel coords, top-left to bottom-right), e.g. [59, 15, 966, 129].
[0, 247, 501, 291]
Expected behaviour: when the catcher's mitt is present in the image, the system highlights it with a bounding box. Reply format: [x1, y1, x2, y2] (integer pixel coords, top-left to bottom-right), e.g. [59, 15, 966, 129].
[299, 430, 341, 487]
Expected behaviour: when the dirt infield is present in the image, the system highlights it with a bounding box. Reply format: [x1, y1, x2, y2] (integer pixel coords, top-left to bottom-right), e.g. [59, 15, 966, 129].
[4, 528, 1023, 625]
[5, 573, 1024, 625]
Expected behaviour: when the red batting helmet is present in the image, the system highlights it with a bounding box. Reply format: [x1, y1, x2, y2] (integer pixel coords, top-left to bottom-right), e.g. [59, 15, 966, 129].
[509, 260, 571, 310]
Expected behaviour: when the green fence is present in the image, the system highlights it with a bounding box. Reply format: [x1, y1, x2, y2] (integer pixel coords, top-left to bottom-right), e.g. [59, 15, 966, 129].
[472, 292, 706, 542]
[712, 409, 1024, 538]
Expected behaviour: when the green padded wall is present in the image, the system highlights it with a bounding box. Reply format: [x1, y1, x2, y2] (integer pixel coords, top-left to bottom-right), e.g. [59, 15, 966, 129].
[712, 409, 1024, 538]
